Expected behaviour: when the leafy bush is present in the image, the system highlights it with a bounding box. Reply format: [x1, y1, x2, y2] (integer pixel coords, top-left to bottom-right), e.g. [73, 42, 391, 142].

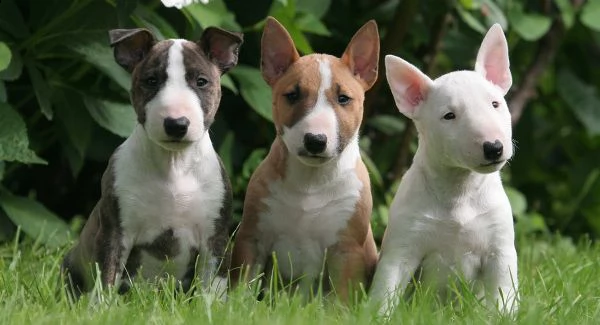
[1, 0, 600, 246]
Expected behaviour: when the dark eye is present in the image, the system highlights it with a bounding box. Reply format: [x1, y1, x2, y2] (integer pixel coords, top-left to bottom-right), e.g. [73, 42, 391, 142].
[337, 95, 351, 105]
[443, 112, 456, 120]
[196, 77, 208, 88]
[492, 101, 499, 108]
[144, 76, 158, 88]
[284, 89, 300, 104]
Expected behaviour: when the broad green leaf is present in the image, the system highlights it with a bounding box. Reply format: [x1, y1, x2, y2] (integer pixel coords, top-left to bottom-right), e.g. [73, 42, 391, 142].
[0, 42, 11, 72]
[296, 13, 331, 36]
[26, 63, 53, 120]
[0, 192, 70, 247]
[133, 5, 180, 39]
[241, 148, 267, 179]
[505, 186, 527, 216]
[55, 93, 92, 158]
[221, 74, 238, 95]
[229, 65, 273, 121]
[481, 0, 508, 31]
[84, 97, 136, 137]
[367, 115, 406, 135]
[54, 91, 92, 177]
[0, 48, 22, 81]
[459, 0, 481, 9]
[269, 1, 313, 53]
[218, 131, 235, 178]
[581, 0, 600, 31]
[184, 0, 241, 31]
[557, 69, 600, 136]
[516, 212, 548, 236]
[63, 142, 85, 178]
[0, 103, 46, 164]
[70, 42, 131, 91]
[117, 0, 137, 27]
[508, 8, 552, 41]
[456, 4, 486, 34]
[296, 0, 331, 18]
[0, 161, 4, 180]
[361, 150, 383, 188]
[554, 0, 575, 29]
[0, 0, 29, 39]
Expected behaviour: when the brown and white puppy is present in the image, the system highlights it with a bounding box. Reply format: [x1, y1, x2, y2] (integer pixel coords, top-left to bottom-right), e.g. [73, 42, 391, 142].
[231, 17, 379, 302]
[61, 27, 243, 298]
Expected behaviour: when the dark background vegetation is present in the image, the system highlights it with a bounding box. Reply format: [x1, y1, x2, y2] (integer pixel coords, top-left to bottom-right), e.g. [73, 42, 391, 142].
[1, 0, 599, 248]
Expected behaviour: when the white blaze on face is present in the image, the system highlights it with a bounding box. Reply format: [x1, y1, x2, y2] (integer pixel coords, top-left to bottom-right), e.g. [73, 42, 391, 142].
[145, 40, 205, 150]
[282, 58, 340, 164]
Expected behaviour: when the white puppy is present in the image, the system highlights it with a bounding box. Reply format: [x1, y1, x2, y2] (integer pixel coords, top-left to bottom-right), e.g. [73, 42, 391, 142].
[370, 24, 518, 315]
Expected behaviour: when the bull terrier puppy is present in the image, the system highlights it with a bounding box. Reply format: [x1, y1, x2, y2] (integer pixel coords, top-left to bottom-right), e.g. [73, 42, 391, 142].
[61, 27, 243, 298]
[230, 17, 379, 302]
[370, 24, 518, 314]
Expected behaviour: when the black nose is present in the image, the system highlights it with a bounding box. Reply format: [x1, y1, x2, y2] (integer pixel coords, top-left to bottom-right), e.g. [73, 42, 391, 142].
[163, 117, 190, 138]
[303, 133, 327, 154]
[483, 140, 503, 161]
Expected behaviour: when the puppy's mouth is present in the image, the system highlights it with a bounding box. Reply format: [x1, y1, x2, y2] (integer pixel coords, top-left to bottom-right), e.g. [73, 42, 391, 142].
[296, 151, 334, 166]
[158, 139, 194, 151]
[480, 160, 505, 167]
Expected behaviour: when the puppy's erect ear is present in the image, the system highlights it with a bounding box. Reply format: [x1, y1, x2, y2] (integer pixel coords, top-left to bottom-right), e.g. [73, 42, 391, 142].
[261, 16, 300, 87]
[341, 20, 380, 90]
[474, 24, 512, 95]
[200, 27, 244, 74]
[109, 28, 156, 73]
[385, 55, 433, 119]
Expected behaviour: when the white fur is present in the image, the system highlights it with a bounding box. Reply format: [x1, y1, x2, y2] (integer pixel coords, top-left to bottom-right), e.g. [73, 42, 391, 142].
[145, 40, 205, 151]
[282, 59, 340, 166]
[371, 24, 518, 315]
[255, 136, 362, 294]
[114, 126, 225, 284]
[112, 40, 225, 289]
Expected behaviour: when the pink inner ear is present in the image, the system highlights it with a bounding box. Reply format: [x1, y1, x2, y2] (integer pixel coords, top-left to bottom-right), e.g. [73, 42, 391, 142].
[352, 56, 368, 75]
[405, 83, 425, 107]
[476, 27, 512, 93]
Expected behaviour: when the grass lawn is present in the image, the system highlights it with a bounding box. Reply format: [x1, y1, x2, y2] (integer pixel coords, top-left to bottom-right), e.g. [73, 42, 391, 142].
[0, 235, 598, 324]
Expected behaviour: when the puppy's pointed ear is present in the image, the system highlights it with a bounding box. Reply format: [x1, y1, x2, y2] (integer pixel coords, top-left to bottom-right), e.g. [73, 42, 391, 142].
[341, 20, 380, 90]
[385, 55, 433, 119]
[200, 27, 244, 74]
[475, 24, 512, 95]
[109, 28, 156, 73]
[261, 16, 300, 86]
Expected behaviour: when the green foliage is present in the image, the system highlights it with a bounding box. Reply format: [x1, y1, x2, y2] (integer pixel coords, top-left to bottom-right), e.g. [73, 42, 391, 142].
[0, 193, 70, 247]
[0, 0, 599, 247]
[228, 65, 273, 121]
[0, 103, 45, 164]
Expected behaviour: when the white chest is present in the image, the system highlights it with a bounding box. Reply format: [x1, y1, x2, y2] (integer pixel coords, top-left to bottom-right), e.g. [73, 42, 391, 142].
[393, 176, 512, 286]
[256, 169, 362, 279]
[112, 134, 225, 279]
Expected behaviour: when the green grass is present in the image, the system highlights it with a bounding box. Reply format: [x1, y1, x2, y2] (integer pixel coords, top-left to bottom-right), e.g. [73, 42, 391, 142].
[0, 235, 599, 324]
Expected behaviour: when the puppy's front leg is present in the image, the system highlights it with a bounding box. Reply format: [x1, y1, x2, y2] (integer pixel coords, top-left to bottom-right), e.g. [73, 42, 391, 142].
[481, 247, 519, 314]
[327, 242, 370, 303]
[231, 227, 265, 287]
[99, 229, 132, 292]
[370, 247, 422, 316]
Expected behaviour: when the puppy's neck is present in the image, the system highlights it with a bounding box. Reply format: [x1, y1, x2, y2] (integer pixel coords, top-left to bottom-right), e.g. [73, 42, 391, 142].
[278, 135, 360, 188]
[413, 145, 498, 198]
[126, 124, 212, 176]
